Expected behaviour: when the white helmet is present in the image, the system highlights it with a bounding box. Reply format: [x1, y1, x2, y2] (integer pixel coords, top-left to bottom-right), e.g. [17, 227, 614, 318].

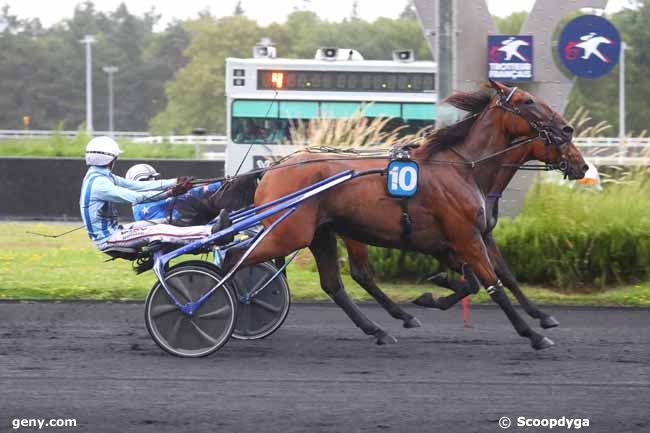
[125, 163, 160, 181]
[85, 136, 122, 166]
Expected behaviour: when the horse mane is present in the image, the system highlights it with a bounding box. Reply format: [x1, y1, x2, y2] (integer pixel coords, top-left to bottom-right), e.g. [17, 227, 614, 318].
[417, 87, 495, 159]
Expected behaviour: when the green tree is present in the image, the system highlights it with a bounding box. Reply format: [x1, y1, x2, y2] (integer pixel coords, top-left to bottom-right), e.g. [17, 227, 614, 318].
[0, 2, 189, 131]
[399, 0, 418, 21]
[233, 1, 245, 16]
[0, 6, 50, 129]
[494, 11, 527, 34]
[350, 1, 359, 20]
[150, 16, 261, 134]
[150, 11, 432, 133]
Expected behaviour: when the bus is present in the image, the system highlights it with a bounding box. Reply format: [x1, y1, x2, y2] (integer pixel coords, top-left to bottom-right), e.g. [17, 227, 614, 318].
[224, 47, 437, 175]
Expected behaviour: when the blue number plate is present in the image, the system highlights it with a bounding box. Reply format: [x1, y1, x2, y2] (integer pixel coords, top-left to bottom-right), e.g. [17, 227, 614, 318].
[386, 160, 419, 198]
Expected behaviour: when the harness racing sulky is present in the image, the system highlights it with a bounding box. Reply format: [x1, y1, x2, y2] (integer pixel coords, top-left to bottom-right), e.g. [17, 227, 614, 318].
[107, 81, 588, 357]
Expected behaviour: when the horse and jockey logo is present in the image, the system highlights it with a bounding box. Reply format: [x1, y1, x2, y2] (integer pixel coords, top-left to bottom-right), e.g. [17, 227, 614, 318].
[558, 15, 621, 79]
[489, 37, 530, 62]
[564, 32, 612, 63]
[487, 35, 533, 82]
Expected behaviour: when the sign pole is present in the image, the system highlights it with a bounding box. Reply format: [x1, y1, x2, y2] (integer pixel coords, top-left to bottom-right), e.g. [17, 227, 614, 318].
[619, 42, 626, 147]
[80, 35, 96, 134]
[437, 0, 454, 101]
[102, 66, 119, 137]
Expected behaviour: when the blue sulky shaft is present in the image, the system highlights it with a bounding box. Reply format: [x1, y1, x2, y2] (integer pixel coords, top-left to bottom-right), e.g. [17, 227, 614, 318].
[152, 169, 355, 314]
[228, 169, 354, 223]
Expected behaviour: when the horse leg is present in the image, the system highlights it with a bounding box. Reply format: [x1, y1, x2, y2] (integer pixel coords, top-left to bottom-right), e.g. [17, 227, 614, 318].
[312, 228, 397, 345]
[454, 235, 553, 350]
[274, 256, 287, 277]
[428, 271, 469, 293]
[343, 237, 421, 329]
[484, 234, 559, 329]
[414, 262, 480, 310]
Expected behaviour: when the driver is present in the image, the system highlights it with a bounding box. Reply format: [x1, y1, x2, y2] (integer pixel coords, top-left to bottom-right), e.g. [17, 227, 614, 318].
[79, 136, 224, 252]
[125, 163, 223, 225]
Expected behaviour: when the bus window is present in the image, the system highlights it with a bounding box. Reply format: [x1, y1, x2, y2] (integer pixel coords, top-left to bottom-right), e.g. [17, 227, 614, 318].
[231, 100, 436, 144]
[231, 118, 295, 144]
[403, 103, 436, 120]
[232, 100, 279, 118]
[279, 101, 319, 119]
[321, 102, 361, 118]
[364, 103, 400, 118]
[401, 103, 436, 135]
[232, 118, 268, 143]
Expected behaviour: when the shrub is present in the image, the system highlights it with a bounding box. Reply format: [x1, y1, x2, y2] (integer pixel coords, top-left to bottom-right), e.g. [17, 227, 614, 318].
[495, 176, 650, 290]
[335, 175, 650, 291]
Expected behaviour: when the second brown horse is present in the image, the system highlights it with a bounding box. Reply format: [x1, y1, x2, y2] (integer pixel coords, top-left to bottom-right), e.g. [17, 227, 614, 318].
[220, 81, 587, 350]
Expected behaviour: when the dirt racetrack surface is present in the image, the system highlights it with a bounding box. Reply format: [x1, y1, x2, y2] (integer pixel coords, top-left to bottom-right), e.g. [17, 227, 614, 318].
[0, 302, 648, 433]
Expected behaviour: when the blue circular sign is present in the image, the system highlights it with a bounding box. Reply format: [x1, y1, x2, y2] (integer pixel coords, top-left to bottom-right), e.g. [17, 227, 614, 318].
[558, 15, 621, 79]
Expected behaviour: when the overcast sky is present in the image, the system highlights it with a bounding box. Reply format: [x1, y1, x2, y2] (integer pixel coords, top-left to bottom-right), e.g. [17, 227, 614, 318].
[4, 0, 633, 27]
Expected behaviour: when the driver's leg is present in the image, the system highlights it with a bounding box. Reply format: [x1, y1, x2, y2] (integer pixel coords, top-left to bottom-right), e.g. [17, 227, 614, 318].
[101, 222, 212, 249]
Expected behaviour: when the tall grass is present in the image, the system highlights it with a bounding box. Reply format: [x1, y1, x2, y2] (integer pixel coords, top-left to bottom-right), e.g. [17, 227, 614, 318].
[496, 179, 650, 290]
[289, 111, 427, 150]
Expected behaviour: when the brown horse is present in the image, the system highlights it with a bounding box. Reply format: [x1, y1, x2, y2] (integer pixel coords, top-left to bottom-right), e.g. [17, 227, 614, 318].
[339, 127, 562, 329]
[221, 80, 587, 350]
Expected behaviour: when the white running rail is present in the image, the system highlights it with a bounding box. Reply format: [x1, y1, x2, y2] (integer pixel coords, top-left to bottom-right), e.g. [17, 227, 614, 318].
[131, 135, 228, 145]
[0, 130, 149, 139]
[1, 131, 649, 164]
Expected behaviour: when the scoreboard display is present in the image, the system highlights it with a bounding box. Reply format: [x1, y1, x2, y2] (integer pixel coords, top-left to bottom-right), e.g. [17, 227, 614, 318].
[257, 70, 435, 93]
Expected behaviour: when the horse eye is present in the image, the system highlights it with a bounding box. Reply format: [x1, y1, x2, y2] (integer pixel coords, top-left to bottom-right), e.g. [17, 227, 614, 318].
[524, 99, 534, 105]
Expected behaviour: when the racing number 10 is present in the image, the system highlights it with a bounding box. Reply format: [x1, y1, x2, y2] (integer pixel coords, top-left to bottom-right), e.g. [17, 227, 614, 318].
[387, 161, 418, 197]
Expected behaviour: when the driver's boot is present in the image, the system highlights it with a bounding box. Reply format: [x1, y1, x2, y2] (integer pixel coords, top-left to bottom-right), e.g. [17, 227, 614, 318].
[211, 209, 234, 244]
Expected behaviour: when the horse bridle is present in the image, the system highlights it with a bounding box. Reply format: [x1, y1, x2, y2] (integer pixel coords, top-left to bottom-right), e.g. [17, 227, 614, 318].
[493, 86, 574, 175]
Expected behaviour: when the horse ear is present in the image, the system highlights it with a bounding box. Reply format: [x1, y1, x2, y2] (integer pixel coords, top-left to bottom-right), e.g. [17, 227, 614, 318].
[488, 79, 508, 95]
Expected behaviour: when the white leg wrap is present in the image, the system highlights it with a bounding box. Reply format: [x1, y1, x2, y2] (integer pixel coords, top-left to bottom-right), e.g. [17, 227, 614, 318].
[486, 280, 503, 295]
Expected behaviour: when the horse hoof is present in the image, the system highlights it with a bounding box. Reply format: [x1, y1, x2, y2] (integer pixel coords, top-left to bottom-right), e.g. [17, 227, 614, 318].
[403, 317, 422, 329]
[375, 331, 398, 345]
[531, 336, 554, 350]
[540, 316, 560, 329]
[412, 293, 436, 308]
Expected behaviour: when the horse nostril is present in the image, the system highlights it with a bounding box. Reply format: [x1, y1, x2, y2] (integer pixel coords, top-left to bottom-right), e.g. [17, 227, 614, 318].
[582, 164, 589, 173]
[563, 125, 574, 135]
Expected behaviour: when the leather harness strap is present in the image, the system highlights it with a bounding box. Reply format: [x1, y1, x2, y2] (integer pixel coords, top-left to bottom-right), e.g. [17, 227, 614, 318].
[400, 197, 412, 247]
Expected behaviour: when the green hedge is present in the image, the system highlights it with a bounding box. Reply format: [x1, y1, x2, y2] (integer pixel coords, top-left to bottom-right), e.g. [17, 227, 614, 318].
[496, 180, 650, 289]
[0, 130, 195, 159]
[347, 176, 650, 291]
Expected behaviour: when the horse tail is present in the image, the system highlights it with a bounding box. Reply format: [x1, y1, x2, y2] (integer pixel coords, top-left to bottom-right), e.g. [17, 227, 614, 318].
[208, 172, 260, 212]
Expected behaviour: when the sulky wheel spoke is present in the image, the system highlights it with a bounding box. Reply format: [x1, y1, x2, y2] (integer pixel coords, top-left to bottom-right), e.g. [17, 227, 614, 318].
[167, 315, 184, 347]
[189, 320, 219, 346]
[151, 304, 179, 318]
[251, 298, 282, 314]
[197, 305, 231, 320]
[245, 279, 267, 297]
[171, 278, 193, 303]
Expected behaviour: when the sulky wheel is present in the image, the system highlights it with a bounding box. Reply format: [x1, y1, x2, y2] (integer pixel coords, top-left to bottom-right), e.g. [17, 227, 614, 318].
[231, 262, 291, 340]
[145, 263, 237, 357]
